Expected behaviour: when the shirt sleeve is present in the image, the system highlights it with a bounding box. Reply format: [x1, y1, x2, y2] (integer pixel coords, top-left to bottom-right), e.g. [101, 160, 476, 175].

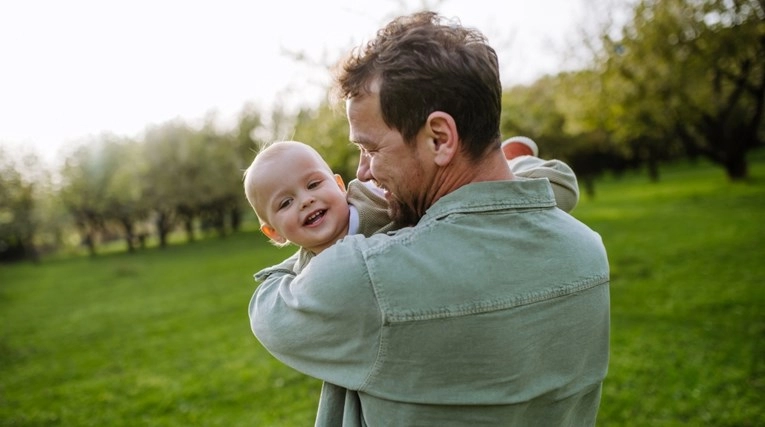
[248, 236, 383, 390]
[253, 249, 300, 282]
[508, 156, 580, 212]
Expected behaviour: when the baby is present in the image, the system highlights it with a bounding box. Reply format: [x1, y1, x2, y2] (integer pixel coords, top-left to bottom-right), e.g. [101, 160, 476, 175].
[243, 138, 579, 273]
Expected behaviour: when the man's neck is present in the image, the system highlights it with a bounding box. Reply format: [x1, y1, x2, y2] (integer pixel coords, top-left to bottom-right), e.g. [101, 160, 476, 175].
[431, 150, 513, 202]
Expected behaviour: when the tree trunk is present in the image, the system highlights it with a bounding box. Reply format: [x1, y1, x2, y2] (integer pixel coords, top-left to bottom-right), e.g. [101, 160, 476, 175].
[214, 208, 226, 238]
[156, 212, 172, 248]
[725, 154, 749, 181]
[230, 207, 241, 232]
[25, 241, 40, 264]
[83, 233, 97, 257]
[583, 176, 596, 199]
[121, 218, 135, 253]
[646, 155, 660, 182]
[184, 218, 195, 243]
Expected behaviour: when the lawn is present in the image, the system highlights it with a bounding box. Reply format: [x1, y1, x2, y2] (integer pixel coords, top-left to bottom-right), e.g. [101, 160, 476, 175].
[1, 155, 763, 426]
[574, 157, 765, 426]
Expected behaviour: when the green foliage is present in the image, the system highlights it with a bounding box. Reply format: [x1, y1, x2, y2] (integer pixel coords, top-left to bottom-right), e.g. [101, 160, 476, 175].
[0, 146, 52, 261]
[597, 0, 765, 180]
[501, 76, 635, 196]
[54, 106, 267, 254]
[293, 101, 358, 182]
[501, 77, 567, 149]
[2, 154, 764, 426]
[505, 0, 765, 184]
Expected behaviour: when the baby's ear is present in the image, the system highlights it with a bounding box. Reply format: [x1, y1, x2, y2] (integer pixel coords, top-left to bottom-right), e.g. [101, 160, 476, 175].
[260, 224, 287, 244]
[334, 174, 346, 192]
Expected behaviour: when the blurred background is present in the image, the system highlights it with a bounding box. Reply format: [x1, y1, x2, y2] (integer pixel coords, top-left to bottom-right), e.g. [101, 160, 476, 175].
[1, 0, 763, 425]
[1, 0, 762, 260]
[1, 0, 762, 259]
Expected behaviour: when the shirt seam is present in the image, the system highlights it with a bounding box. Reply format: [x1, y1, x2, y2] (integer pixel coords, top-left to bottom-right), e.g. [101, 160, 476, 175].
[384, 273, 609, 323]
[358, 249, 389, 391]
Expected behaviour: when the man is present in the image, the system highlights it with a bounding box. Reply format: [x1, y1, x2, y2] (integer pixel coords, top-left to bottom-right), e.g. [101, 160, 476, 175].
[249, 11, 610, 426]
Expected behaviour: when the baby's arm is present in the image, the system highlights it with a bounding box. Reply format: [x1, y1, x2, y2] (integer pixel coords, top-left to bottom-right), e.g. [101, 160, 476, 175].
[509, 156, 580, 212]
[345, 180, 401, 236]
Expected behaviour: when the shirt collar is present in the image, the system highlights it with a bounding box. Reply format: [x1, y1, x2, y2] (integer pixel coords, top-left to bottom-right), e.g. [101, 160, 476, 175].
[423, 178, 556, 221]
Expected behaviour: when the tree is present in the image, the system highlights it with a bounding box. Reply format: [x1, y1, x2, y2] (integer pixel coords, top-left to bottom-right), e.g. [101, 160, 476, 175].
[293, 101, 357, 182]
[141, 112, 263, 245]
[501, 77, 569, 156]
[194, 114, 248, 239]
[59, 138, 112, 256]
[231, 104, 267, 231]
[0, 146, 46, 262]
[501, 73, 634, 197]
[599, 0, 765, 180]
[99, 137, 148, 252]
[142, 120, 195, 247]
[58, 134, 149, 254]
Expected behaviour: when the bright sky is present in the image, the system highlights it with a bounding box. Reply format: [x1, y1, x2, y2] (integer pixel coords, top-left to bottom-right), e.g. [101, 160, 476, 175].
[0, 0, 586, 161]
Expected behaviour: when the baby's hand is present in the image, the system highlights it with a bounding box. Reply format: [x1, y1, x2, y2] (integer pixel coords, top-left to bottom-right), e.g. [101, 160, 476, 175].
[501, 136, 538, 160]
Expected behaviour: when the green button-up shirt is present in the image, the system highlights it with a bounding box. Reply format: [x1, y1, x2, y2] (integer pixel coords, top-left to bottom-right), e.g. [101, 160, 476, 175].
[250, 178, 610, 426]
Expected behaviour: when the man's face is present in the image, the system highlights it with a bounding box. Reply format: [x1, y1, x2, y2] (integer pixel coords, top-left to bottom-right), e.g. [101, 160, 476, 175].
[346, 88, 430, 226]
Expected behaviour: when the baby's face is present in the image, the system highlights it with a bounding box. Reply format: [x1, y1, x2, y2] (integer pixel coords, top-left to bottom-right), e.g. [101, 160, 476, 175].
[254, 144, 350, 254]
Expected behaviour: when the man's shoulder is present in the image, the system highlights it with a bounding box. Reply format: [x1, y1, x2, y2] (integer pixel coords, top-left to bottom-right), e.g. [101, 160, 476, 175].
[337, 229, 402, 251]
[317, 227, 412, 264]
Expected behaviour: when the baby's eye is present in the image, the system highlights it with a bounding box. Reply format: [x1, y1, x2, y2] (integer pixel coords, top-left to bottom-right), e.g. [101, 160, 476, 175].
[278, 198, 293, 210]
[307, 180, 322, 190]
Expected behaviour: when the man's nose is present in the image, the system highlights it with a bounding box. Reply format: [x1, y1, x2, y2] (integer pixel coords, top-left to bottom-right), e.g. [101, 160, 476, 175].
[356, 152, 372, 182]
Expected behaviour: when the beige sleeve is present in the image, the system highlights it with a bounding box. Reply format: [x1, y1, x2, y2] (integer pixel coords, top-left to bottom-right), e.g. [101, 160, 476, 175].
[509, 156, 580, 212]
[346, 180, 401, 236]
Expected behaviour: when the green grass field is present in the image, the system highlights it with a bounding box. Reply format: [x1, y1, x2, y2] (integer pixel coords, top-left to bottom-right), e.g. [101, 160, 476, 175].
[1, 156, 764, 426]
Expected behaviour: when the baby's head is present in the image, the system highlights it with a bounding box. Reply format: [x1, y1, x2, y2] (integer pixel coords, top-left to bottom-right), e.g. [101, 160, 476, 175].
[243, 141, 350, 254]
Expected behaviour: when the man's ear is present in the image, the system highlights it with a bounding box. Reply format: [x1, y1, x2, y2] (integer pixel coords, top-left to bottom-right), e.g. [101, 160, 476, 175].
[334, 174, 346, 192]
[424, 111, 459, 167]
[260, 224, 287, 244]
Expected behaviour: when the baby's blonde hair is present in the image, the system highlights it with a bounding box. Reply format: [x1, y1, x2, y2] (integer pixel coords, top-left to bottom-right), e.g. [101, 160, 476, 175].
[243, 141, 276, 224]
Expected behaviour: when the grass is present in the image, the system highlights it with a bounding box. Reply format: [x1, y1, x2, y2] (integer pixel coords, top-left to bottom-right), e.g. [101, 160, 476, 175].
[574, 156, 765, 426]
[0, 232, 322, 426]
[1, 155, 764, 426]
